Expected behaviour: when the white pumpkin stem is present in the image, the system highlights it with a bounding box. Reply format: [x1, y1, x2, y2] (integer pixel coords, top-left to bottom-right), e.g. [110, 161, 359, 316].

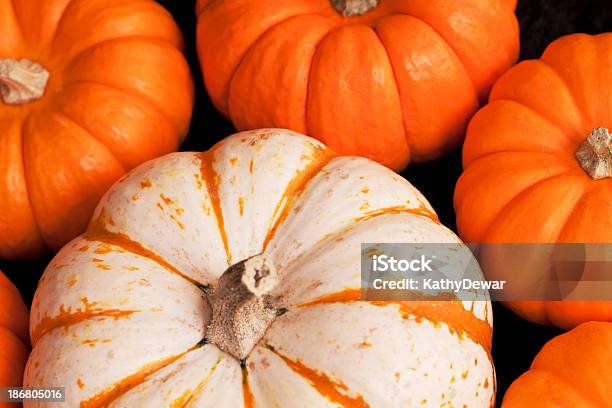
[206, 253, 282, 360]
[575, 127, 612, 180]
[331, 0, 379, 16]
[0, 59, 50, 105]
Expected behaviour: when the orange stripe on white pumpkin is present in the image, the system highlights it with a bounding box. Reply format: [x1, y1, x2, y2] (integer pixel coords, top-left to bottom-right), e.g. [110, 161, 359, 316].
[299, 289, 492, 352]
[200, 146, 232, 265]
[79, 344, 201, 408]
[169, 356, 222, 408]
[31, 300, 138, 346]
[268, 345, 369, 408]
[85, 212, 202, 288]
[261, 146, 336, 251]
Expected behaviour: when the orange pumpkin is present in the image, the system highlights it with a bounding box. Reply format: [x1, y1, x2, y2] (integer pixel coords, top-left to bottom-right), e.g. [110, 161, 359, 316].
[454, 33, 612, 329]
[502, 322, 612, 407]
[196, 0, 519, 170]
[0, 270, 29, 407]
[0, 0, 194, 259]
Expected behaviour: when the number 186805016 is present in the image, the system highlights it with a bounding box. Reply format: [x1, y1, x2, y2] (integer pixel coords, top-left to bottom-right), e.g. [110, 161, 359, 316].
[0, 387, 65, 403]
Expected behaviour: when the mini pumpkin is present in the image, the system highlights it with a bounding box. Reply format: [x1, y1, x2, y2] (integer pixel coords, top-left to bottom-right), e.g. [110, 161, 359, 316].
[196, 0, 519, 171]
[502, 321, 612, 407]
[0, 270, 29, 407]
[454, 34, 612, 329]
[26, 130, 494, 407]
[0, 0, 194, 259]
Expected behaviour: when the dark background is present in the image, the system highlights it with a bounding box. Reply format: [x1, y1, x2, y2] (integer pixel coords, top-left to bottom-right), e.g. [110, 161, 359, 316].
[1, 1, 610, 406]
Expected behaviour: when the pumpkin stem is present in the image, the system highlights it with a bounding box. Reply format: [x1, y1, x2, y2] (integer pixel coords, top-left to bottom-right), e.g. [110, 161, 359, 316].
[575, 127, 612, 180]
[330, 0, 379, 17]
[206, 253, 281, 360]
[0, 59, 50, 105]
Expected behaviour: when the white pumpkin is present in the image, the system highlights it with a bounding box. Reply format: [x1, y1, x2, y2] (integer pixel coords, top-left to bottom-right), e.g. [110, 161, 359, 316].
[25, 129, 494, 407]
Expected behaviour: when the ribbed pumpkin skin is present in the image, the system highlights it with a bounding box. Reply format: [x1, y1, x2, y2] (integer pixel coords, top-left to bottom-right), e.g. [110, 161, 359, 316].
[0, 0, 194, 259]
[0, 271, 29, 408]
[502, 322, 612, 407]
[454, 34, 612, 329]
[196, 0, 519, 171]
[25, 130, 494, 407]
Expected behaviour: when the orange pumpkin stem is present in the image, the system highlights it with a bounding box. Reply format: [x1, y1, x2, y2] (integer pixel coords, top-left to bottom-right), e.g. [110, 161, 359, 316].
[575, 127, 612, 180]
[206, 253, 282, 360]
[331, 0, 379, 16]
[0, 58, 49, 105]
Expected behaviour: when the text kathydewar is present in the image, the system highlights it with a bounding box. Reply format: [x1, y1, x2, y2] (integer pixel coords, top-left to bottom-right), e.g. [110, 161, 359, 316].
[371, 278, 507, 293]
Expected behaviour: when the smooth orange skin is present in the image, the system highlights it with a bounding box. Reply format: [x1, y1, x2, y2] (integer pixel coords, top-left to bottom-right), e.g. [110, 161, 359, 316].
[0, 0, 194, 259]
[502, 322, 612, 407]
[196, 0, 519, 170]
[454, 34, 612, 329]
[0, 271, 29, 408]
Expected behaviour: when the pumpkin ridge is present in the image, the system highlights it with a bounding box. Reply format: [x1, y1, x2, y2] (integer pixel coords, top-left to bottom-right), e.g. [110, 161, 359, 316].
[51, 110, 128, 172]
[226, 12, 318, 116]
[300, 14, 336, 138]
[489, 62, 586, 139]
[170, 355, 222, 407]
[298, 289, 493, 352]
[370, 24, 411, 152]
[61, 40, 190, 135]
[462, 149, 570, 170]
[261, 146, 336, 251]
[553, 189, 590, 245]
[372, 17, 472, 160]
[62, 77, 184, 138]
[85, 215, 203, 287]
[79, 344, 201, 408]
[266, 345, 370, 407]
[60, 35, 186, 69]
[272, 207, 440, 291]
[554, 180, 610, 244]
[400, 12, 479, 99]
[488, 99, 578, 147]
[480, 173, 585, 242]
[538, 58, 586, 131]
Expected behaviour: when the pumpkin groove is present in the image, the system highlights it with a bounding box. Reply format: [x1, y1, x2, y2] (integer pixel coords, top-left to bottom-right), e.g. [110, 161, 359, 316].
[200, 148, 232, 265]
